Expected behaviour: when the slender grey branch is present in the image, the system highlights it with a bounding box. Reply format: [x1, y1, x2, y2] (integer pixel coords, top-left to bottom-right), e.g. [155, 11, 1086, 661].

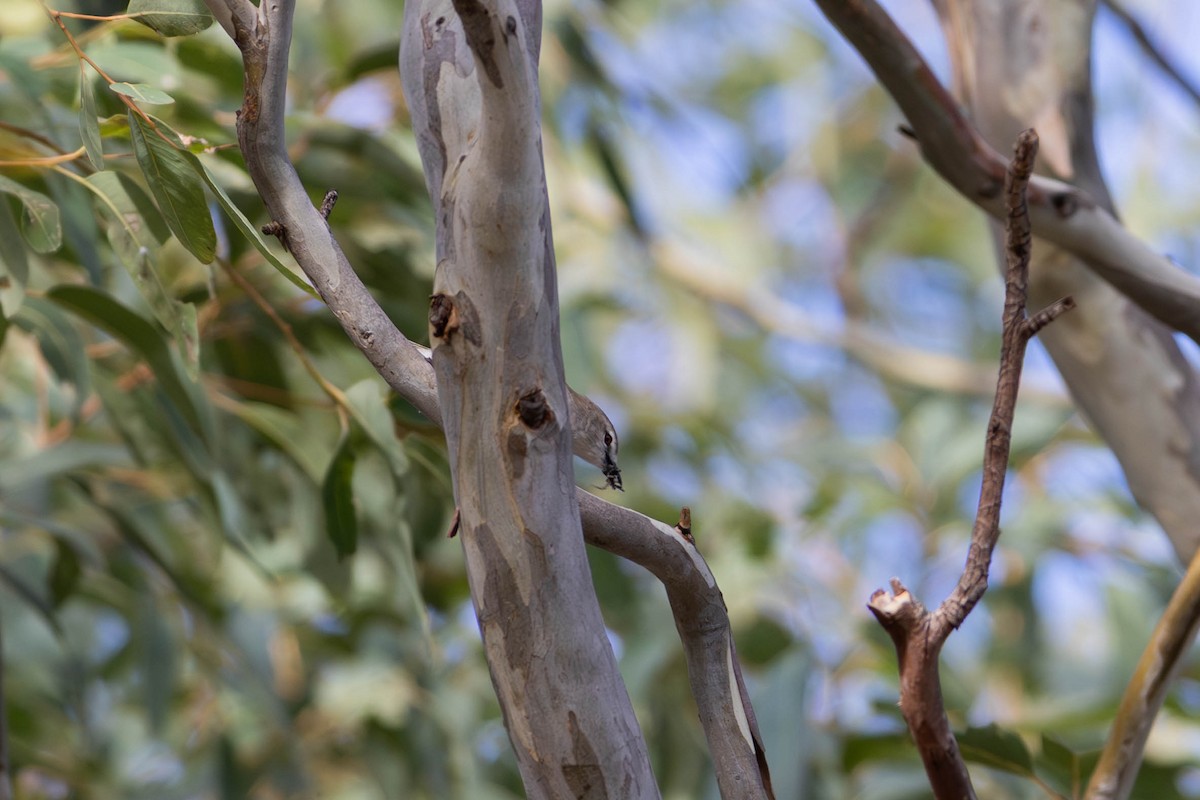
[205, 0, 441, 423]
[812, 0, 1200, 343]
[1086, 549, 1200, 798]
[580, 494, 774, 797]
[1101, 0, 1200, 111]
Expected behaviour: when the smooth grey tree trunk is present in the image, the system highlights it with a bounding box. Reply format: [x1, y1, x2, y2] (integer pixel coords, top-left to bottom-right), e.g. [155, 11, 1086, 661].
[400, 1, 660, 796]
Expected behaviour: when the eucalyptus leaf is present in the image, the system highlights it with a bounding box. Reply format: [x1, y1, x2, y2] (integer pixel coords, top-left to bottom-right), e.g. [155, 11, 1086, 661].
[0, 441, 131, 492]
[109, 82, 176, 105]
[128, 111, 216, 262]
[79, 65, 104, 170]
[0, 197, 29, 318]
[193, 154, 317, 296]
[48, 539, 83, 609]
[85, 171, 180, 334]
[0, 175, 61, 254]
[128, 0, 214, 38]
[47, 284, 209, 441]
[10, 296, 91, 418]
[222, 400, 327, 481]
[958, 723, 1035, 776]
[345, 380, 409, 482]
[323, 430, 359, 560]
[136, 597, 176, 733]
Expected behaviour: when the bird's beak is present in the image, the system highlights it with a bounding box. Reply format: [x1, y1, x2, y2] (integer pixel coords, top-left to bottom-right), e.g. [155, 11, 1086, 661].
[603, 454, 623, 491]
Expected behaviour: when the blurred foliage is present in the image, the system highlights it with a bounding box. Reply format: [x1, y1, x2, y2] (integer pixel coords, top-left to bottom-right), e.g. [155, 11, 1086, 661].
[0, 0, 1198, 798]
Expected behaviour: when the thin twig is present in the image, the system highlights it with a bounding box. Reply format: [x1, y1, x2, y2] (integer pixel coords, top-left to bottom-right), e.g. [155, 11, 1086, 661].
[868, 129, 1072, 799]
[937, 129, 1040, 634]
[45, 8, 161, 133]
[0, 146, 86, 168]
[216, 259, 352, 427]
[0, 120, 68, 154]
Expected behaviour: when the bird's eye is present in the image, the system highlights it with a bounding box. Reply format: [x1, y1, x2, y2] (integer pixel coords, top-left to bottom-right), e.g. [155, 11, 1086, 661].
[603, 433, 613, 446]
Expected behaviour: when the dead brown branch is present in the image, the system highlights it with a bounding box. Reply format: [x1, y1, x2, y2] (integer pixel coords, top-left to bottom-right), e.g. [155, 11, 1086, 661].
[867, 129, 1071, 799]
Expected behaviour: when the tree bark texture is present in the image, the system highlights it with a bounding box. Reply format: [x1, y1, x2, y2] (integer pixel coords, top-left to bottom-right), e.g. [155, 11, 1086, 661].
[934, 0, 1200, 563]
[401, 1, 660, 796]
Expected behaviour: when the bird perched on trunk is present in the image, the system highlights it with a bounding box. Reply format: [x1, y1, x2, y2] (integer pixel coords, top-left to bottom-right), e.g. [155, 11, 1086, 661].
[414, 345, 622, 491]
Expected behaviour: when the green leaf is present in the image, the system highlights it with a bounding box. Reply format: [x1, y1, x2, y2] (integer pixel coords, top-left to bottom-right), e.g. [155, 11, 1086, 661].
[11, 296, 91, 418]
[128, 111, 216, 262]
[733, 615, 793, 665]
[323, 430, 359, 560]
[0, 175, 62, 254]
[221, 400, 327, 481]
[218, 736, 253, 800]
[137, 596, 176, 733]
[1036, 734, 1093, 798]
[958, 723, 1035, 777]
[109, 82, 176, 105]
[193, 155, 318, 296]
[0, 510, 105, 565]
[47, 284, 209, 440]
[0, 441, 131, 492]
[0, 197, 29, 319]
[87, 40, 176, 85]
[84, 171, 180, 334]
[177, 299, 200, 380]
[0, 564, 63, 638]
[128, 0, 214, 38]
[79, 65, 104, 170]
[48, 539, 83, 609]
[345, 381, 409, 482]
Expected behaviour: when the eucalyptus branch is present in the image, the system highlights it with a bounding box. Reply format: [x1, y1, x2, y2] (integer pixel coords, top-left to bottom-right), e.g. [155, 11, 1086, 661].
[1101, 0, 1200, 112]
[868, 130, 1072, 799]
[1086, 552, 1200, 799]
[812, 0, 1200, 343]
[203, 1, 769, 793]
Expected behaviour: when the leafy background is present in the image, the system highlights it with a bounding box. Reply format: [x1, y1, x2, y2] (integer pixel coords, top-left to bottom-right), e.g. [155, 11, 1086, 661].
[1, 0, 1199, 798]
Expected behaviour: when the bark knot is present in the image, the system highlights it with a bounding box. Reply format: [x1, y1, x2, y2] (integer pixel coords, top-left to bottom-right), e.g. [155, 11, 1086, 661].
[1051, 191, 1078, 217]
[429, 293, 456, 339]
[516, 388, 553, 430]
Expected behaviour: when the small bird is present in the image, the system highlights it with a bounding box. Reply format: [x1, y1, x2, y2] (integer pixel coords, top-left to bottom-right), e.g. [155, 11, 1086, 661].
[566, 387, 623, 491]
[415, 345, 622, 490]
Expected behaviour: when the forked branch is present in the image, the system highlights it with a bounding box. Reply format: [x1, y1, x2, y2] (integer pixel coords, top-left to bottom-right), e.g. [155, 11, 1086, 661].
[868, 129, 1072, 799]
